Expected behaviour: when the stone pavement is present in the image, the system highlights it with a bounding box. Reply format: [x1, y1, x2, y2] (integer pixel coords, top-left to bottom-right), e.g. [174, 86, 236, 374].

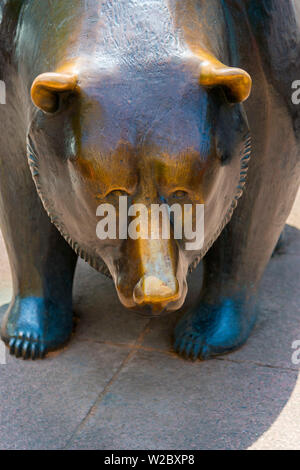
[0, 192, 299, 450]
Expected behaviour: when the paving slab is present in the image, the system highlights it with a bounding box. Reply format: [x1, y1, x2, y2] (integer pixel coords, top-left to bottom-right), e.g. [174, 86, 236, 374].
[0, 323, 129, 450]
[66, 350, 299, 450]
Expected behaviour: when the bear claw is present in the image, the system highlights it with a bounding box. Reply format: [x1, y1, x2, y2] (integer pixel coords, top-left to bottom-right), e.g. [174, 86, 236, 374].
[7, 334, 47, 360]
[174, 333, 205, 361]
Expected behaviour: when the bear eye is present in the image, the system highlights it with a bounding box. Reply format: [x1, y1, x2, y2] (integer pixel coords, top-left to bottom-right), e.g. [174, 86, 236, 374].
[170, 190, 188, 199]
[107, 189, 130, 197]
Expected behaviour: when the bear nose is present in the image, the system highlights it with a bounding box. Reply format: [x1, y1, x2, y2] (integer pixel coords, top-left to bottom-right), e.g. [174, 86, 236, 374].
[133, 275, 180, 309]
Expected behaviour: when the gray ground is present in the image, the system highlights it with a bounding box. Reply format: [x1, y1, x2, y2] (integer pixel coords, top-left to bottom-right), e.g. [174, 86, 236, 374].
[0, 191, 299, 450]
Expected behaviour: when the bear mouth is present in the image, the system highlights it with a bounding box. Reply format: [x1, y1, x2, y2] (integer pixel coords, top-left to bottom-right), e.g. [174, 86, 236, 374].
[26, 132, 252, 278]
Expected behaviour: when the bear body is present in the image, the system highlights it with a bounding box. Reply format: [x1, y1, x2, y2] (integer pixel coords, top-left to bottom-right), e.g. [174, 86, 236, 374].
[0, 0, 299, 359]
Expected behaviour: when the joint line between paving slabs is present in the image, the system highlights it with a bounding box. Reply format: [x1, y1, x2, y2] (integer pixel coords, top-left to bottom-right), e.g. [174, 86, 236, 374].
[62, 320, 152, 449]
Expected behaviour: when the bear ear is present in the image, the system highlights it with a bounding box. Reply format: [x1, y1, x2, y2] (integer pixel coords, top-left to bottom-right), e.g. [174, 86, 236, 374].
[31, 72, 78, 113]
[199, 60, 252, 103]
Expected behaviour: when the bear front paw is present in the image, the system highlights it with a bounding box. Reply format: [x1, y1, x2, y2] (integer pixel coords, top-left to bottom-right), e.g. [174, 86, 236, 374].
[174, 298, 257, 360]
[1, 296, 73, 360]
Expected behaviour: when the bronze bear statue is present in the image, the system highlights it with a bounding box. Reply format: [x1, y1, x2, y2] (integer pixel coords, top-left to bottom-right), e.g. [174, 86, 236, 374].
[0, 0, 299, 360]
